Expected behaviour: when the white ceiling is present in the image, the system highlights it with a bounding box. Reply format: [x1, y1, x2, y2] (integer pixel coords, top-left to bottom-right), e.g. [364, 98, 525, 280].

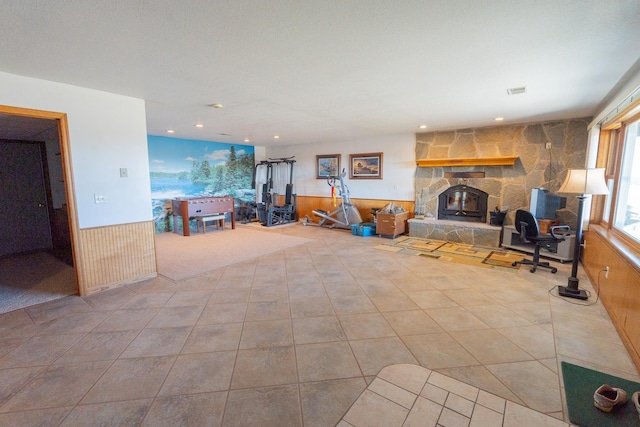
[1, 1, 639, 147]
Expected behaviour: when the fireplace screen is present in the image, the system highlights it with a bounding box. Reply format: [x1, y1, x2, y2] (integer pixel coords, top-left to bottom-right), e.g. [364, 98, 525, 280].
[445, 191, 479, 211]
[438, 185, 488, 223]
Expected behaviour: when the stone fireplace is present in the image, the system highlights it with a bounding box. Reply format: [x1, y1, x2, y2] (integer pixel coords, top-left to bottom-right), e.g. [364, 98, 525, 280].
[409, 118, 590, 247]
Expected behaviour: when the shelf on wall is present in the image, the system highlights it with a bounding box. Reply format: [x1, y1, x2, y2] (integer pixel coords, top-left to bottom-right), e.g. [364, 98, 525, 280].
[416, 156, 518, 167]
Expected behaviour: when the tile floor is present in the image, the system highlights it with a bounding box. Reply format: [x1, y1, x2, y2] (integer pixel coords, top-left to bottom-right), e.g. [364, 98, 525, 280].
[0, 223, 638, 426]
[340, 364, 571, 426]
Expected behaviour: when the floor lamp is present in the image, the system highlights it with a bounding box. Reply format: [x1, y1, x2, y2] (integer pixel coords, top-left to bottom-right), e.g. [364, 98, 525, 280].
[557, 168, 609, 300]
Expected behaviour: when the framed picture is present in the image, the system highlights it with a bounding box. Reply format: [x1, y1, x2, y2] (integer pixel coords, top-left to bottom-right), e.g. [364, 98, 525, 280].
[349, 152, 383, 179]
[316, 154, 341, 179]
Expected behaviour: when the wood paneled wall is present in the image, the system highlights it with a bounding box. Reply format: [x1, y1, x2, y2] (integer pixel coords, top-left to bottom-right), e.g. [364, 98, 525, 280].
[295, 196, 414, 224]
[75, 221, 157, 294]
[583, 226, 640, 370]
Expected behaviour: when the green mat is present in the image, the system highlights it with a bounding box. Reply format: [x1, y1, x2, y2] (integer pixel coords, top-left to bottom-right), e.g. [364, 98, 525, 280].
[562, 361, 640, 426]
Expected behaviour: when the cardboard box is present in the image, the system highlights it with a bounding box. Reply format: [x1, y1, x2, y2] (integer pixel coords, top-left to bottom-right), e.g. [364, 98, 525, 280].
[538, 219, 559, 234]
[377, 211, 410, 238]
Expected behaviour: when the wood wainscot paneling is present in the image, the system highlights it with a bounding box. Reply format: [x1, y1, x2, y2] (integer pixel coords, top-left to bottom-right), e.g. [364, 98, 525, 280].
[295, 196, 414, 224]
[75, 220, 157, 294]
[583, 226, 640, 370]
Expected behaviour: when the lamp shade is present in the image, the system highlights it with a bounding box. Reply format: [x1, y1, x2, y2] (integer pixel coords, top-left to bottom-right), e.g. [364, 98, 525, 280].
[557, 168, 609, 195]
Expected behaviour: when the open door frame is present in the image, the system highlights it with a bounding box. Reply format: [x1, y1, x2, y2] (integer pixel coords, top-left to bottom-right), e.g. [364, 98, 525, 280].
[0, 105, 82, 295]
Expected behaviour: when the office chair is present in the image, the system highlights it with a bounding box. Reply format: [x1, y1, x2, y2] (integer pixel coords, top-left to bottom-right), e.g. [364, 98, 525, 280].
[511, 209, 570, 273]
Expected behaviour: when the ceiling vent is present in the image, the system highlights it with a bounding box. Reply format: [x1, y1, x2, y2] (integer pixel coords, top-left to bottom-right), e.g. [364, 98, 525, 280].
[507, 86, 527, 95]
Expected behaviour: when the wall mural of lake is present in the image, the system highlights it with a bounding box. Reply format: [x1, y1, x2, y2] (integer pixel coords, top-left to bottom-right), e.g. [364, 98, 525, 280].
[148, 135, 256, 233]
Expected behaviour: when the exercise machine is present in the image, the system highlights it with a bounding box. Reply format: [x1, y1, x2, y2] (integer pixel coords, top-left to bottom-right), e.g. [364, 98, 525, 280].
[253, 157, 297, 226]
[310, 169, 362, 228]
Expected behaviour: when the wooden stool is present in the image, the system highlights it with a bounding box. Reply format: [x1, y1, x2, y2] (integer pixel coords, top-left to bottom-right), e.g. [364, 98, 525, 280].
[195, 214, 225, 233]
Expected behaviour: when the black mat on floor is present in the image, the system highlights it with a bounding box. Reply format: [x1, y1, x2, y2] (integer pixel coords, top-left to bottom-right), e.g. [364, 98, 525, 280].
[562, 361, 640, 426]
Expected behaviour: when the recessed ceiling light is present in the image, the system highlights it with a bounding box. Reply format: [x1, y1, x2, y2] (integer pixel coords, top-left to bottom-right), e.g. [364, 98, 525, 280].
[219, 133, 230, 136]
[419, 125, 427, 129]
[495, 117, 505, 121]
[507, 86, 527, 95]
[167, 129, 175, 133]
[195, 124, 204, 128]
[244, 138, 250, 143]
[273, 135, 280, 139]
[210, 103, 224, 109]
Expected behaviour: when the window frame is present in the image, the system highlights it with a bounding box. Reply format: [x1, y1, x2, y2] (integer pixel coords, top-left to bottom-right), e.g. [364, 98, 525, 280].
[596, 127, 622, 225]
[596, 107, 640, 250]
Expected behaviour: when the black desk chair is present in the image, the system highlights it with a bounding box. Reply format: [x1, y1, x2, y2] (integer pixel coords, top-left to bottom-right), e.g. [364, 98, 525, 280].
[512, 209, 570, 273]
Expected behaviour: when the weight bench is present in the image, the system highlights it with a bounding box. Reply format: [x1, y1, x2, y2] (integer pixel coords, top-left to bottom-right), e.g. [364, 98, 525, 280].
[195, 214, 225, 233]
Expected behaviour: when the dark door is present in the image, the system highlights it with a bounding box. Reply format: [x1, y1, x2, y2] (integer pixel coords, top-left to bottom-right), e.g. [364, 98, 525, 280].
[0, 141, 52, 257]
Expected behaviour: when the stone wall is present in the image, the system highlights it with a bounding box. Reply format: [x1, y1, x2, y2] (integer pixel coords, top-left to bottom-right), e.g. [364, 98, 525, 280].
[415, 118, 590, 228]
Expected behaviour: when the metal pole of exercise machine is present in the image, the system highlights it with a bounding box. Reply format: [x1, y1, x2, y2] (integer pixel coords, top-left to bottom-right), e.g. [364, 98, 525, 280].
[257, 157, 297, 226]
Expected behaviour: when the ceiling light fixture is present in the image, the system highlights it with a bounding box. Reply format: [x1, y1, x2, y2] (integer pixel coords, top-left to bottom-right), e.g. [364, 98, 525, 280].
[195, 124, 204, 128]
[167, 129, 175, 133]
[419, 125, 427, 129]
[507, 86, 527, 95]
[210, 103, 224, 109]
[273, 135, 280, 139]
[495, 117, 504, 121]
[244, 138, 250, 143]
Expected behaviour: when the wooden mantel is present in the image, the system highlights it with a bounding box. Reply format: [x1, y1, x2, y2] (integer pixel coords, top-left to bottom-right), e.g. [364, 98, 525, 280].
[416, 156, 518, 167]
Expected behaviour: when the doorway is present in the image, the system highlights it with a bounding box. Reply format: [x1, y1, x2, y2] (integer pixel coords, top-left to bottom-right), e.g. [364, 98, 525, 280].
[0, 107, 79, 313]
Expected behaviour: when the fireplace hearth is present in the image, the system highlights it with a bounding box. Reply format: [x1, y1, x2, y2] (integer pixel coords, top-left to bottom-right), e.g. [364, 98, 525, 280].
[438, 184, 488, 223]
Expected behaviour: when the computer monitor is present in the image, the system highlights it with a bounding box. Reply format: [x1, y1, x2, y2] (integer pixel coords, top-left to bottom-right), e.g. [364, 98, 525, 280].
[530, 188, 566, 219]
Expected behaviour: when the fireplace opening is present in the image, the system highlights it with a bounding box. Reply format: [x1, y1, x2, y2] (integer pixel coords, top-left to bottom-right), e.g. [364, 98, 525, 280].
[438, 184, 488, 223]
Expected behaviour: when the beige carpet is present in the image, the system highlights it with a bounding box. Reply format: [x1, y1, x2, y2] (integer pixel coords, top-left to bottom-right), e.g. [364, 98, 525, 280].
[155, 226, 312, 281]
[240, 220, 299, 229]
[0, 252, 78, 314]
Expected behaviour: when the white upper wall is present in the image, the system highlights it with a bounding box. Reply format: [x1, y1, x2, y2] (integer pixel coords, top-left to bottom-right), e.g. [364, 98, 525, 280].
[586, 66, 640, 165]
[266, 133, 415, 201]
[0, 71, 152, 229]
[590, 67, 640, 129]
